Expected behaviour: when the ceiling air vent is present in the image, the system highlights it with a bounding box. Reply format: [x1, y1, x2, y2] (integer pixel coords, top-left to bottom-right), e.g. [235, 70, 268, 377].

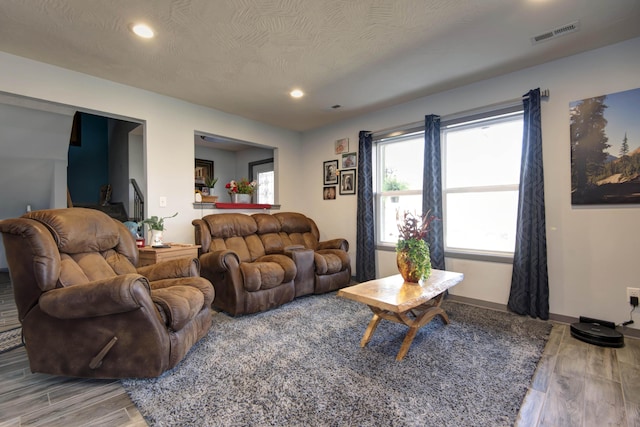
[531, 20, 580, 44]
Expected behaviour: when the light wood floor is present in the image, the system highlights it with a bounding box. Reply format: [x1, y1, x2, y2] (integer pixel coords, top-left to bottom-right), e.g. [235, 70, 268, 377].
[1, 271, 639, 426]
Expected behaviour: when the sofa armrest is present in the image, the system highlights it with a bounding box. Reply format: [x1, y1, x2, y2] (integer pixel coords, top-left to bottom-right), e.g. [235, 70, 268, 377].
[39, 274, 151, 319]
[137, 257, 200, 281]
[200, 250, 240, 274]
[192, 219, 212, 254]
[317, 238, 349, 252]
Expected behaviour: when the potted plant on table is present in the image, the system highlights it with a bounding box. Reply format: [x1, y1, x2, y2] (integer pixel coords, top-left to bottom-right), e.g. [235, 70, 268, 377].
[225, 178, 257, 203]
[139, 212, 178, 246]
[396, 210, 437, 283]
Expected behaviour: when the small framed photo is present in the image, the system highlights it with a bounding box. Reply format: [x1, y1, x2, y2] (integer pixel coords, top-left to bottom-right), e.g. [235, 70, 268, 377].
[323, 186, 336, 200]
[195, 158, 214, 189]
[341, 152, 357, 169]
[335, 138, 349, 154]
[339, 169, 356, 195]
[323, 160, 339, 185]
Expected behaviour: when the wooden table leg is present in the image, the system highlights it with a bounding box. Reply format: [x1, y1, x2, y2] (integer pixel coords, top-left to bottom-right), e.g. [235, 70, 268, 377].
[360, 312, 382, 347]
[396, 326, 419, 361]
[357, 293, 450, 360]
[395, 303, 449, 361]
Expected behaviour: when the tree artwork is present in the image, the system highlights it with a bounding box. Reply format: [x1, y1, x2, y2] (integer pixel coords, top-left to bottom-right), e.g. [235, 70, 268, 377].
[570, 88, 640, 205]
[570, 95, 610, 192]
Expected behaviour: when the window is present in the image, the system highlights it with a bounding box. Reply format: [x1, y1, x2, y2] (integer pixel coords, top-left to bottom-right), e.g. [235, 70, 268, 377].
[374, 107, 523, 258]
[443, 111, 523, 256]
[375, 132, 424, 245]
[249, 159, 274, 204]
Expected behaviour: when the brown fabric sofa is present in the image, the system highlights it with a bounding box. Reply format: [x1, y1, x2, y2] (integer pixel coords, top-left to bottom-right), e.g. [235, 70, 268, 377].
[192, 212, 351, 316]
[0, 208, 214, 379]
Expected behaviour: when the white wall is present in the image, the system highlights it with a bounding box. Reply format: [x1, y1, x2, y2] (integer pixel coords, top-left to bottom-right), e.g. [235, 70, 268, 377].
[0, 51, 303, 247]
[0, 102, 74, 269]
[301, 37, 640, 327]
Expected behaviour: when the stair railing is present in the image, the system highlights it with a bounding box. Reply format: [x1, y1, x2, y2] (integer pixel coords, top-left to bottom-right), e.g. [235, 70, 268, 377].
[130, 179, 144, 224]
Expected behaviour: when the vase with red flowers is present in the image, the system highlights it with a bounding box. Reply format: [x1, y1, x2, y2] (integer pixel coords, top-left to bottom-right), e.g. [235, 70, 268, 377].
[225, 178, 257, 203]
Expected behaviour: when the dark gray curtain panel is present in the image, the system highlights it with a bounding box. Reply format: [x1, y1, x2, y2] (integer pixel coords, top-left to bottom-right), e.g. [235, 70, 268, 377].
[423, 115, 445, 270]
[508, 88, 549, 320]
[356, 130, 376, 282]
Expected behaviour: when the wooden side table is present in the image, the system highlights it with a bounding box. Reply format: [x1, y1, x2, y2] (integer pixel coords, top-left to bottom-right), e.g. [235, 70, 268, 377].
[138, 244, 201, 267]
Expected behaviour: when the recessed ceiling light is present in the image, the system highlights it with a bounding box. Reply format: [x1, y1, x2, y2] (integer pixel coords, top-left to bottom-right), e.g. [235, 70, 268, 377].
[131, 23, 154, 39]
[290, 89, 304, 98]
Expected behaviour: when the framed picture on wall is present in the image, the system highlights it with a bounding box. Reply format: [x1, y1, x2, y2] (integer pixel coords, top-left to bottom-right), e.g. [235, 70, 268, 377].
[335, 138, 349, 154]
[341, 152, 357, 168]
[195, 158, 214, 189]
[323, 160, 338, 185]
[570, 87, 640, 205]
[339, 169, 356, 195]
[323, 186, 336, 200]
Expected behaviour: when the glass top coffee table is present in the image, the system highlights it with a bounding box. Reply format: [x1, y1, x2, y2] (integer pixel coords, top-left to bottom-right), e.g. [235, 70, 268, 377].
[337, 270, 464, 361]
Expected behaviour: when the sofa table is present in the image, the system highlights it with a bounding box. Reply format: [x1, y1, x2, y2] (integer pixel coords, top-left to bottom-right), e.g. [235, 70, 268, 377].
[138, 244, 201, 267]
[337, 270, 464, 361]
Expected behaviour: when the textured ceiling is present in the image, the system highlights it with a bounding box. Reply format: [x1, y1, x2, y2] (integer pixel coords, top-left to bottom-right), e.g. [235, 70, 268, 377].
[1, 0, 639, 132]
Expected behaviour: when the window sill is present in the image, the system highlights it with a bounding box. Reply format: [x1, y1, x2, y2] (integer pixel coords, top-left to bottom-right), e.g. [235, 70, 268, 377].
[444, 250, 513, 264]
[375, 244, 513, 264]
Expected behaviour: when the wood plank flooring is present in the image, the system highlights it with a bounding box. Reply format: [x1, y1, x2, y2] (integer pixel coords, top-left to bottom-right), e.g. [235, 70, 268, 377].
[2, 270, 639, 426]
[0, 273, 19, 333]
[0, 273, 146, 426]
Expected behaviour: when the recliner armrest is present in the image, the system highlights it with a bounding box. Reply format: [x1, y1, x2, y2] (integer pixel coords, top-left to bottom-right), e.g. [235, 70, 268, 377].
[137, 257, 200, 281]
[39, 274, 151, 319]
[317, 238, 349, 252]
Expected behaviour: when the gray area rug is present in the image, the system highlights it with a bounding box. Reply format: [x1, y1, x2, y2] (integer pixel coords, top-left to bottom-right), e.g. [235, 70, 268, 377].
[0, 327, 23, 354]
[122, 293, 551, 427]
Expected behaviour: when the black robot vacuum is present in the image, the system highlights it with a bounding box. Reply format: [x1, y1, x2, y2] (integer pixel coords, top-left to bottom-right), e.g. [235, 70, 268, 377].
[570, 316, 624, 348]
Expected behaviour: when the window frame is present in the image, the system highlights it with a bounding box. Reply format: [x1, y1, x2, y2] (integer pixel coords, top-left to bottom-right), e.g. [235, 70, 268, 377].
[374, 131, 424, 250]
[442, 108, 523, 261]
[373, 105, 523, 263]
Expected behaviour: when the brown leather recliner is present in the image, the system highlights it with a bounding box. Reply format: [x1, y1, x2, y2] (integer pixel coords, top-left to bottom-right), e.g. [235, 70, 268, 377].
[0, 208, 214, 379]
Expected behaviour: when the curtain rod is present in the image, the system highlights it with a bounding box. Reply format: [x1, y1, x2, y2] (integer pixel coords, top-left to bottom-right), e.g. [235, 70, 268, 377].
[368, 89, 550, 137]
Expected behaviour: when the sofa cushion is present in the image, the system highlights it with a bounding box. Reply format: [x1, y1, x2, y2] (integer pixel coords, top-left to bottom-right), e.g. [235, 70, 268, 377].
[259, 233, 285, 254]
[278, 231, 318, 250]
[253, 213, 281, 234]
[204, 213, 257, 238]
[58, 254, 90, 287]
[314, 249, 350, 275]
[240, 262, 286, 291]
[69, 252, 118, 282]
[275, 212, 310, 233]
[223, 236, 253, 262]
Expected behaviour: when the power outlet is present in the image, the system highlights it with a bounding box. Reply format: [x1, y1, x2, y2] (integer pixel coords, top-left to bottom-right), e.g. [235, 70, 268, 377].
[627, 287, 640, 304]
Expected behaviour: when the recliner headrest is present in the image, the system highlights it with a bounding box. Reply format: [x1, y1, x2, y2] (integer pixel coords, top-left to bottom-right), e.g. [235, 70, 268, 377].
[25, 208, 122, 254]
